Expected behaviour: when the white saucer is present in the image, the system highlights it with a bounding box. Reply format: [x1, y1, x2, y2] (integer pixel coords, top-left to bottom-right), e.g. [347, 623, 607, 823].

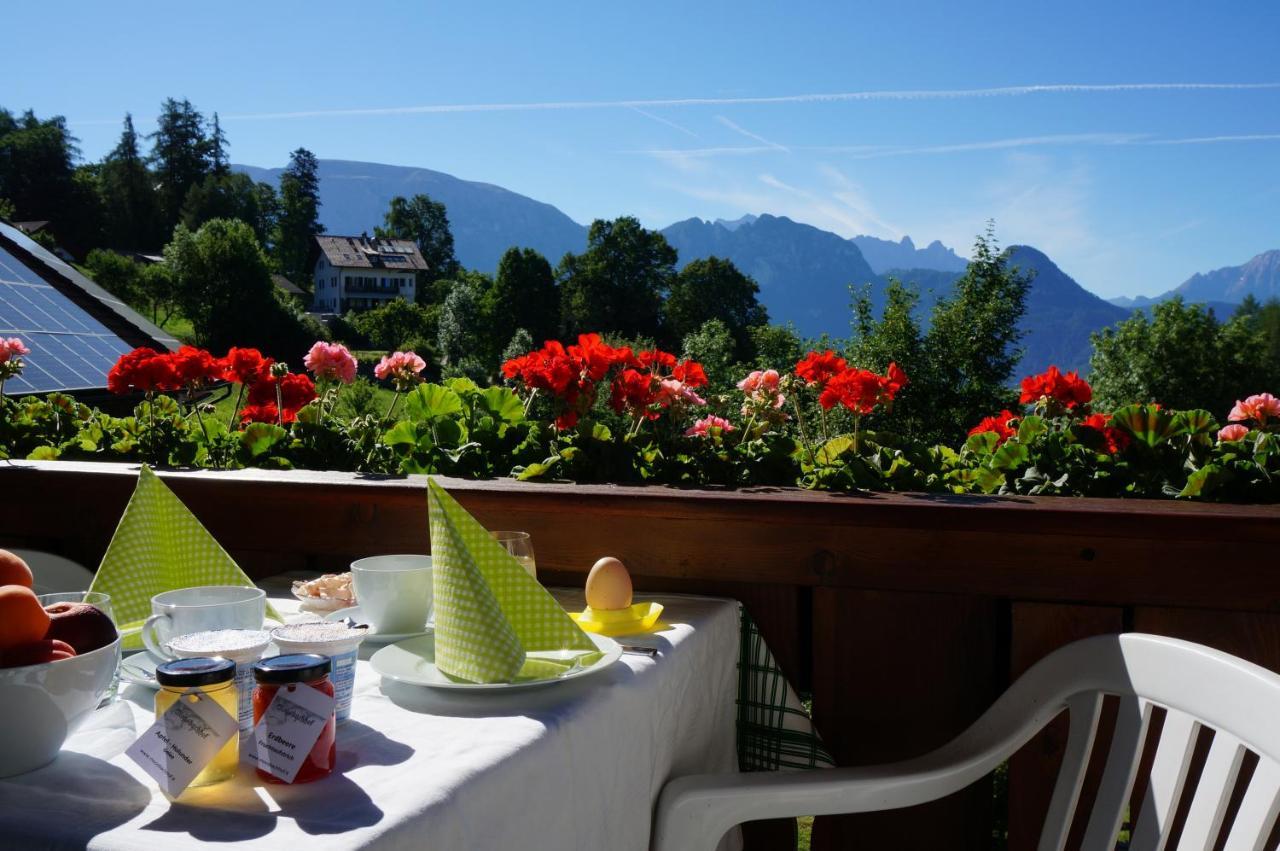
[118, 651, 161, 689]
[324, 605, 433, 644]
[370, 632, 621, 691]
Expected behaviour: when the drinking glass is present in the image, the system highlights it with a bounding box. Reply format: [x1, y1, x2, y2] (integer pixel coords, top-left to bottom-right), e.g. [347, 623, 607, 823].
[491, 531, 536, 579]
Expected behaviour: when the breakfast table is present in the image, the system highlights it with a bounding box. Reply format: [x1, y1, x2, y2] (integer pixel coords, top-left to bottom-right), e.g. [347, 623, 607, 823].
[0, 585, 743, 850]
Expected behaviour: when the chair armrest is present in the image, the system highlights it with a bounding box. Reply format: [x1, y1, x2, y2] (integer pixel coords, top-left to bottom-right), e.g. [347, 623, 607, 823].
[652, 750, 1003, 851]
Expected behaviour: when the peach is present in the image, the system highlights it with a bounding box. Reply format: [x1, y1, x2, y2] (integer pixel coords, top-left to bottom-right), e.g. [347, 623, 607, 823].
[43, 603, 117, 655]
[0, 638, 76, 668]
[0, 550, 32, 588]
[0, 585, 50, 648]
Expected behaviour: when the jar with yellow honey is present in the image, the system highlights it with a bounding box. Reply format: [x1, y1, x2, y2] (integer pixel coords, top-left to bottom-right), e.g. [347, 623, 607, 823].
[154, 657, 239, 789]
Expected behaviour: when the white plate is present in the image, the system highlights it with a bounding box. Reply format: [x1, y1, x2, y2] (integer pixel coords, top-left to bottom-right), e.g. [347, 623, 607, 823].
[118, 652, 161, 689]
[371, 633, 621, 691]
[324, 605, 433, 644]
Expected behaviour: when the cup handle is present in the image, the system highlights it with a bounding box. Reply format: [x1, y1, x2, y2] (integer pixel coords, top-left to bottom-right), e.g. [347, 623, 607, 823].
[141, 613, 174, 660]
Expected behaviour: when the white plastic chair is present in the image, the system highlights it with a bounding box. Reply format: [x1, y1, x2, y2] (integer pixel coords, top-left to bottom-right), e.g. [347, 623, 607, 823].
[653, 633, 1280, 851]
[9, 549, 94, 594]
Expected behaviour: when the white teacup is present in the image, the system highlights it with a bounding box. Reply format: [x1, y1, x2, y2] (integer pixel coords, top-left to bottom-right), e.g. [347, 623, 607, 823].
[351, 555, 433, 635]
[140, 586, 266, 661]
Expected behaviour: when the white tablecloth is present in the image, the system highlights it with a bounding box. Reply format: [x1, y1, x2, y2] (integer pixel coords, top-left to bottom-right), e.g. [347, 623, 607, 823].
[0, 590, 741, 850]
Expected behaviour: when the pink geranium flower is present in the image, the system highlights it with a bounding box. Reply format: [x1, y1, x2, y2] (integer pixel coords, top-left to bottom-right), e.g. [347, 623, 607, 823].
[1218, 423, 1250, 442]
[1228, 393, 1280, 426]
[737, 369, 780, 394]
[685, 415, 735, 437]
[374, 351, 427, 389]
[0, 337, 30, 363]
[656, 378, 706, 407]
[303, 341, 358, 383]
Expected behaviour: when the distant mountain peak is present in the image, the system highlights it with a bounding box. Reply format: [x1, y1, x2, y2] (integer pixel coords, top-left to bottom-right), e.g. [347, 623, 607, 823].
[713, 214, 758, 231]
[851, 233, 967, 274]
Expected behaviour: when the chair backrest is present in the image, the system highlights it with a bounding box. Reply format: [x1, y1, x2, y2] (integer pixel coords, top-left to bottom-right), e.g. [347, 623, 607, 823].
[10, 549, 94, 594]
[983, 634, 1280, 851]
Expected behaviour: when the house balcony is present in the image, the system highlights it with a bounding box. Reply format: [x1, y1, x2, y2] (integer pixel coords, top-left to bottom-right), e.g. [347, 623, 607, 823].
[6, 459, 1280, 850]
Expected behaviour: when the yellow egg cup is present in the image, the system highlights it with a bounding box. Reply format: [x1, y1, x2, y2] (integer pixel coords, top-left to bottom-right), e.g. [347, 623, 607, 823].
[570, 601, 664, 636]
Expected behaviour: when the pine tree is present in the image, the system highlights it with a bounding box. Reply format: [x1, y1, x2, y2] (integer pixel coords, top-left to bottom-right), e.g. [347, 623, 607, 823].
[275, 148, 323, 285]
[149, 98, 211, 235]
[100, 113, 161, 249]
[208, 112, 229, 178]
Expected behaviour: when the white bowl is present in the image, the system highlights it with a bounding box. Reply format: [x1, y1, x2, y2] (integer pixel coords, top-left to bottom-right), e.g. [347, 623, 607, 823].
[0, 636, 122, 777]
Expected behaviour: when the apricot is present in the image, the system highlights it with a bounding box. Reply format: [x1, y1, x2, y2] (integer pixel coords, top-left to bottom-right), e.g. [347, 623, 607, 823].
[44, 602, 117, 654]
[0, 550, 32, 588]
[0, 585, 51, 649]
[0, 639, 76, 668]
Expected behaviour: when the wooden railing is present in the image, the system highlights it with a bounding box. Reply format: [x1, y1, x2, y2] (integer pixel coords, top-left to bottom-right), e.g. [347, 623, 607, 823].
[7, 459, 1280, 850]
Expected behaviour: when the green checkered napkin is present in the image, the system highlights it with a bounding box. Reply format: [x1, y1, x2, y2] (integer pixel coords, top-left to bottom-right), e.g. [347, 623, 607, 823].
[89, 466, 279, 649]
[737, 608, 835, 771]
[427, 478, 598, 683]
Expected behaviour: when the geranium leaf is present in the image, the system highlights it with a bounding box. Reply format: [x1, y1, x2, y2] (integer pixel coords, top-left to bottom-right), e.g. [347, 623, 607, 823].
[479, 386, 525, 424]
[404, 384, 464, 422]
[240, 423, 287, 458]
[965, 431, 999, 455]
[1017, 415, 1048, 444]
[1110, 404, 1178, 448]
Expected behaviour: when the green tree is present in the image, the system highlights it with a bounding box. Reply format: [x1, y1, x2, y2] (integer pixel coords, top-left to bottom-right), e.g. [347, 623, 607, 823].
[915, 225, 1030, 443]
[665, 256, 767, 356]
[746, 324, 803, 371]
[164, 218, 309, 356]
[180, 172, 275, 244]
[558, 216, 676, 339]
[99, 113, 161, 250]
[680, 318, 738, 391]
[207, 112, 229, 178]
[275, 148, 323, 285]
[847, 278, 937, 436]
[349, 298, 437, 352]
[138, 262, 180, 326]
[0, 108, 101, 255]
[375, 194, 460, 286]
[149, 98, 210, 233]
[1091, 297, 1274, 415]
[438, 271, 494, 379]
[485, 247, 559, 347]
[0, 197, 13, 219]
[84, 249, 143, 304]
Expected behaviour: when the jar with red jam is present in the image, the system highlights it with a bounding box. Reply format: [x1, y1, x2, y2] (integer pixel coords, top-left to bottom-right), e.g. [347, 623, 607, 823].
[251, 653, 336, 784]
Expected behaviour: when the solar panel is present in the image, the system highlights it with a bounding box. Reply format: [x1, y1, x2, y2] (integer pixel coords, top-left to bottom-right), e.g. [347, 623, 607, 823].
[0, 246, 138, 394]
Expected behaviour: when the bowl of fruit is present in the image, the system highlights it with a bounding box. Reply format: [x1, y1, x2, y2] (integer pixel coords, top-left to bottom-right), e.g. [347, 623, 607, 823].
[0, 552, 120, 778]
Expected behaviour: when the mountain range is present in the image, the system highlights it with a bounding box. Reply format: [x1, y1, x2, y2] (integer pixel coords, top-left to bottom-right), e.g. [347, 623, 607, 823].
[233, 159, 1271, 374]
[1109, 250, 1280, 317]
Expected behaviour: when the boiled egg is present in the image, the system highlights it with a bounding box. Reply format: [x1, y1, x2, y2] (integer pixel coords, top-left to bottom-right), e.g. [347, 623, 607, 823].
[585, 557, 633, 611]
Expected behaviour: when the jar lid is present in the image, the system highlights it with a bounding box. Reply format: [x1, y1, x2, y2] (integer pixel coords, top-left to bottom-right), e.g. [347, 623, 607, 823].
[253, 653, 332, 685]
[156, 656, 236, 687]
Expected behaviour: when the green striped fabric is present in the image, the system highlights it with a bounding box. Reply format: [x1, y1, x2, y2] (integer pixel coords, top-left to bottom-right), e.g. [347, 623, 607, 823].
[737, 608, 835, 771]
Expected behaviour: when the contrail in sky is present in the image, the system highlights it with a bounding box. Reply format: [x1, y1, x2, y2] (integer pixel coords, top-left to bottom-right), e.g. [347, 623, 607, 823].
[68, 81, 1280, 125]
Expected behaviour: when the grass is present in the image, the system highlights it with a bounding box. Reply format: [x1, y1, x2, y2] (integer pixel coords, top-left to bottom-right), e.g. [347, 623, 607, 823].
[798, 816, 813, 850]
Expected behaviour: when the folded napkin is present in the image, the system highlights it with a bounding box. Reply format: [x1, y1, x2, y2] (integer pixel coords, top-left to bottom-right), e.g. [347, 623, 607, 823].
[427, 478, 598, 683]
[89, 466, 279, 648]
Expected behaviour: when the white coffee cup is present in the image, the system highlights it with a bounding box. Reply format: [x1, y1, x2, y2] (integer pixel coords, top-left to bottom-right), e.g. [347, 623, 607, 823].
[140, 586, 267, 660]
[351, 555, 433, 635]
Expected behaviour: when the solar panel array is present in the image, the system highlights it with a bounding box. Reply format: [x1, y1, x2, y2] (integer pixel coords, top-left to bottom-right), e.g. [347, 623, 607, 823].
[0, 246, 134, 394]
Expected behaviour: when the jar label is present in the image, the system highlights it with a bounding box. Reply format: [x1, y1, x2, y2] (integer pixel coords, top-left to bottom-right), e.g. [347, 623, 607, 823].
[125, 690, 238, 797]
[243, 682, 335, 783]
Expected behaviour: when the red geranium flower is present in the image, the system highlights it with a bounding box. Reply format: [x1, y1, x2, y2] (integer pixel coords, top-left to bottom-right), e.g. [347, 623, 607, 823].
[610, 368, 660, 419]
[1020, 366, 1092, 410]
[818, 363, 907, 415]
[169, 346, 223, 387]
[247, 372, 316, 414]
[795, 350, 847, 387]
[671, 359, 707, 388]
[969, 409, 1020, 445]
[636, 348, 677, 373]
[222, 347, 274, 385]
[1079, 412, 1130, 454]
[107, 347, 180, 394]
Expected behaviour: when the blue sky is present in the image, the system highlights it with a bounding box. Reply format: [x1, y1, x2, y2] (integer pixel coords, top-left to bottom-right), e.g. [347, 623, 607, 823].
[7, 1, 1280, 298]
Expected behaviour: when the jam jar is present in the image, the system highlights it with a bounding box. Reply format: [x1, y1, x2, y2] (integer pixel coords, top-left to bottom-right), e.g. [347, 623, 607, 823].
[154, 657, 239, 789]
[251, 653, 336, 783]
